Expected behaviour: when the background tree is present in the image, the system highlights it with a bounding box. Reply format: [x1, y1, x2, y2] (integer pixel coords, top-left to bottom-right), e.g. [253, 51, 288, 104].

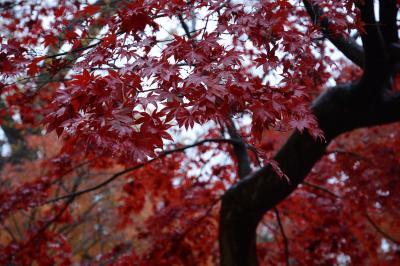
[0, 0, 400, 265]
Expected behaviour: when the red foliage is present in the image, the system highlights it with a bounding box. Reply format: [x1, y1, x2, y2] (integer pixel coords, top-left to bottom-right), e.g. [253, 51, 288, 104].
[0, 0, 399, 265]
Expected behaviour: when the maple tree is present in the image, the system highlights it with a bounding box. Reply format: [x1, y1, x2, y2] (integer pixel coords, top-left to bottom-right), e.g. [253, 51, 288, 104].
[1, 0, 400, 265]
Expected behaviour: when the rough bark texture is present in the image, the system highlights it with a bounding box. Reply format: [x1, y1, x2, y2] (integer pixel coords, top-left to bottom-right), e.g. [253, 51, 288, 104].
[219, 1, 400, 265]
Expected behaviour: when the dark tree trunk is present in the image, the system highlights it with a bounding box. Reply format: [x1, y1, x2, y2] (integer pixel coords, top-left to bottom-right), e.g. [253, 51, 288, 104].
[219, 1, 400, 265]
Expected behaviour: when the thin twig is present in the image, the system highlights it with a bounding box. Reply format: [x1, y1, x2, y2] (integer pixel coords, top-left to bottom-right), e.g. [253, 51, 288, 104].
[302, 181, 340, 198]
[274, 208, 290, 266]
[45, 138, 239, 203]
[365, 212, 400, 245]
[326, 149, 372, 163]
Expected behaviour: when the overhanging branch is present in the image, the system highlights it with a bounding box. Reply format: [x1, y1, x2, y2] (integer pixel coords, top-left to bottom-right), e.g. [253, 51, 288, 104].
[46, 138, 239, 204]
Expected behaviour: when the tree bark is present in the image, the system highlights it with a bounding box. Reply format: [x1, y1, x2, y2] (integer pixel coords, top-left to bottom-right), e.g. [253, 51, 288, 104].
[219, 83, 400, 265]
[219, 2, 400, 265]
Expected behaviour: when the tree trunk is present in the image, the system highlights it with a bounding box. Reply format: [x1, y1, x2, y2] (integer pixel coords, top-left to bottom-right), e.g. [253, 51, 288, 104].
[219, 83, 400, 265]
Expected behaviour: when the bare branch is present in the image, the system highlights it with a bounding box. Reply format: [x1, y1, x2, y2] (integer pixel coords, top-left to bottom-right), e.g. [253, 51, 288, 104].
[274, 208, 290, 266]
[365, 213, 400, 245]
[18, 177, 82, 254]
[302, 182, 340, 198]
[46, 138, 239, 203]
[45, 41, 103, 60]
[178, 14, 192, 39]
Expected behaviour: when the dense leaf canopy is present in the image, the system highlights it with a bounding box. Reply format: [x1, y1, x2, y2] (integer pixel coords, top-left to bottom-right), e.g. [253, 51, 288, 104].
[0, 0, 400, 265]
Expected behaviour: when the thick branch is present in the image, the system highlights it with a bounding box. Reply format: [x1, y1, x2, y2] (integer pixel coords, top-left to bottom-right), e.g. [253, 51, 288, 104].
[357, 0, 388, 82]
[303, 0, 365, 68]
[219, 83, 400, 265]
[379, 0, 399, 46]
[226, 119, 252, 179]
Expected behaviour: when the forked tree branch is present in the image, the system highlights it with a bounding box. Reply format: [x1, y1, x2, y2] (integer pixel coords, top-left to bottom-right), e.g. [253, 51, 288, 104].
[303, 0, 365, 68]
[356, 0, 389, 89]
[220, 84, 400, 265]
